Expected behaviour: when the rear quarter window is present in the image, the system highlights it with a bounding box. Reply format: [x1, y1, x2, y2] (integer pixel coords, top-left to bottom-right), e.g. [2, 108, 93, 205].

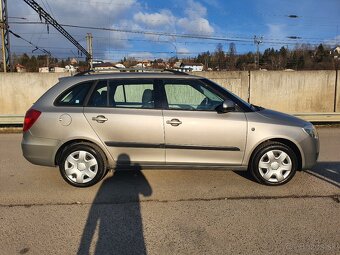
[55, 82, 93, 106]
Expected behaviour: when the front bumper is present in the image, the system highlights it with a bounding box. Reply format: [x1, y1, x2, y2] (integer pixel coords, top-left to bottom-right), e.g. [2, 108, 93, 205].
[299, 135, 319, 170]
[21, 131, 60, 167]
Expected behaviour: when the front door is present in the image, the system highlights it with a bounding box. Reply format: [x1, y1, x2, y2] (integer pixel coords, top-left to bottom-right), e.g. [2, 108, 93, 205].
[161, 79, 247, 165]
[84, 79, 165, 165]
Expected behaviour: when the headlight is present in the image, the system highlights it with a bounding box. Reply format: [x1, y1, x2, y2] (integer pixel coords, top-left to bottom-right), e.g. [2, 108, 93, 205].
[303, 125, 318, 139]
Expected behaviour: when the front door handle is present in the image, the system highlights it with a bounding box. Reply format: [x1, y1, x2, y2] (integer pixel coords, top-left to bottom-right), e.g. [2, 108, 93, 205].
[92, 115, 108, 123]
[166, 118, 182, 126]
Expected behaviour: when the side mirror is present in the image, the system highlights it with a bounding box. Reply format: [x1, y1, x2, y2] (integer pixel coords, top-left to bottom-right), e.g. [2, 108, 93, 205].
[216, 99, 236, 113]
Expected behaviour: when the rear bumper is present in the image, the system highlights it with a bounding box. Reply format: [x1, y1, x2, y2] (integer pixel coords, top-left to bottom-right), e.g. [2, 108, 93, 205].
[21, 131, 60, 167]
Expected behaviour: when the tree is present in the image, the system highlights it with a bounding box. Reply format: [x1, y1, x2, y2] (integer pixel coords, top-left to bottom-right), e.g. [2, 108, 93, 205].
[214, 43, 225, 70]
[196, 51, 211, 70]
[168, 56, 179, 64]
[227, 43, 237, 70]
[314, 44, 326, 63]
[236, 52, 255, 70]
[123, 57, 137, 68]
[279, 46, 288, 69]
[28, 55, 38, 72]
[19, 53, 30, 67]
[297, 55, 305, 70]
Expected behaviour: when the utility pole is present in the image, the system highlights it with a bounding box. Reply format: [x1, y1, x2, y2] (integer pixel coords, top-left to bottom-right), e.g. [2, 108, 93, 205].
[254, 35, 263, 70]
[0, 0, 11, 72]
[86, 33, 93, 69]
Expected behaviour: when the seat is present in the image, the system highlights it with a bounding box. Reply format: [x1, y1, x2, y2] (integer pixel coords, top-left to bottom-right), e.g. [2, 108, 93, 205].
[89, 91, 100, 106]
[99, 91, 107, 107]
[142, 89, 154, 108]
[89, 91, 107, 107]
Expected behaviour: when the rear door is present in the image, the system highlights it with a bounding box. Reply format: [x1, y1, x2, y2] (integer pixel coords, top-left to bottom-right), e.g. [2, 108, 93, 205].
[161, 79, 247, 165]
[83, 79, 165, 165]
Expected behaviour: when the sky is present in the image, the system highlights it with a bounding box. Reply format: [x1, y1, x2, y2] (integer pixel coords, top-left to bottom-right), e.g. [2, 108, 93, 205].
[7, 0, 340, 62]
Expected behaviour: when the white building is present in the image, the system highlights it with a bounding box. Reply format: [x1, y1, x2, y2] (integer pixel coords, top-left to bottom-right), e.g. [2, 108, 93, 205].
[39, 67, 49, 73]
[93, 62, 119, 72]
[53, 67, 66, 73]
[180, 63, 204, 72]
[333, 46, 340, 54]
[39, 66, 66, 73]
[114, 63, 126, 69]
[65, 65, 77, 73]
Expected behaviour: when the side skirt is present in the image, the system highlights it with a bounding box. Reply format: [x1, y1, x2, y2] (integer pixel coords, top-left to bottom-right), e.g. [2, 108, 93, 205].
[112, 163, 248, 171]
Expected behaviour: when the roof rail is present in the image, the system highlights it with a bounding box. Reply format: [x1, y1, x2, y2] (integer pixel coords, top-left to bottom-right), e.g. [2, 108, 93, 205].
[163, 69, 189, 75]
[73, 69, 95, 76]
[73, 68, 190, 76]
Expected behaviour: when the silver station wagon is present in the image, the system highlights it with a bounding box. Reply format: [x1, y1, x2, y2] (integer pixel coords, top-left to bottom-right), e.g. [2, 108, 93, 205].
[22, 70, 319, 187]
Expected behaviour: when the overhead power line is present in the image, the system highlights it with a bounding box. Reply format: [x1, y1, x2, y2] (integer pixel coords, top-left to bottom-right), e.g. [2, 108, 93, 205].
[10, 21, 334, 46]
[9, 30, 51, 56]
[22, 0, 91, 59]
[10, 21, 253, 43]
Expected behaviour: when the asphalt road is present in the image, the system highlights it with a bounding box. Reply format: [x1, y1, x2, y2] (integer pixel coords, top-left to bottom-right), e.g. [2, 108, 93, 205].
[0, 127, 339, 255]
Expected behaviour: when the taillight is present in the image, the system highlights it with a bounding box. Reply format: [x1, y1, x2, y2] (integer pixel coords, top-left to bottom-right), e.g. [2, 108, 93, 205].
[23, 109, 41, 132]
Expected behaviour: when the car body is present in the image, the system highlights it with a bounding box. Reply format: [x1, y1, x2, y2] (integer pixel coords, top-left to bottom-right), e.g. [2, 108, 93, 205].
[21, 71, 319, 187]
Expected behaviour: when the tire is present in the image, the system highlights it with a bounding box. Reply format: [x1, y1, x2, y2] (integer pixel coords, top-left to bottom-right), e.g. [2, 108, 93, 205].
[249, 141, 298, 186]
[59, 142, 107, 187]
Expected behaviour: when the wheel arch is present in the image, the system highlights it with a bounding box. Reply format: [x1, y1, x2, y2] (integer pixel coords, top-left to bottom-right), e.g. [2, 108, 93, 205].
[55, 138, 109, 166]
[247, 138, 303, 171]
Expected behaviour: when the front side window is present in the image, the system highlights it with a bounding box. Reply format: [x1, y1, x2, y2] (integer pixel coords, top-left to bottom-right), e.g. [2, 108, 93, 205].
[163, 80, 223, 111]
[55, 82, 92, 106]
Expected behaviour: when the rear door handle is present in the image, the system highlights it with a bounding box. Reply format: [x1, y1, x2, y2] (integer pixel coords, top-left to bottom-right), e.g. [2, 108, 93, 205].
[92, 115, 108, 123]
[166, 118, 182, 126]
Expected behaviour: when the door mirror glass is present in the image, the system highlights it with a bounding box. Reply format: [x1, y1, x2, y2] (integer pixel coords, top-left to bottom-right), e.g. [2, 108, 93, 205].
[216, 99, 236, 113]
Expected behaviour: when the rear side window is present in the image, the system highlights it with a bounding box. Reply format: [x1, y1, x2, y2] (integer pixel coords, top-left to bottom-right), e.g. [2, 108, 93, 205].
[55, 82, 92, 106]
[111, 82, 154, 108]
[86, 79, 156, 109]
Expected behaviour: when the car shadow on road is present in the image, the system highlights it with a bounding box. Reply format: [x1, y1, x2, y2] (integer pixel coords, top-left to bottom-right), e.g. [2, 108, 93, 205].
[305, 161, 340, 188]
[77, 154, 152, 255]
[234, 162, 340, 188]
[233, 170, 258, 183]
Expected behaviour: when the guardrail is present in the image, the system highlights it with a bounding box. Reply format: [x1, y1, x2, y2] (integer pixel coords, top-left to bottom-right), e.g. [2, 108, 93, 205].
[1, 113, 340, 125]
[293, 113, 340, 122]
[0, 115, 24, 125]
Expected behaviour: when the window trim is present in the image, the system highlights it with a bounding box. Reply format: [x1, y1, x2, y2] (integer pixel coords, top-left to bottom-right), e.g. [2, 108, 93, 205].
[54, 81, 94, 107]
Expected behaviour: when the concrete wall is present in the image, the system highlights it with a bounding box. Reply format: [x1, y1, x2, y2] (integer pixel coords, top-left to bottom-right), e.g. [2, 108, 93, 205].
[336, 70, 340, 112]
[0, 73, 69, 115]
[200, 71, 249, 101]
[249, 71, 336, 113]
[0, 71, 339, 115]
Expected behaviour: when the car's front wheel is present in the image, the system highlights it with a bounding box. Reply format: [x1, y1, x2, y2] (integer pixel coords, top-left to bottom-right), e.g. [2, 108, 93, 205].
[250, 142, 298, 185]
[59, 143, 107, 187]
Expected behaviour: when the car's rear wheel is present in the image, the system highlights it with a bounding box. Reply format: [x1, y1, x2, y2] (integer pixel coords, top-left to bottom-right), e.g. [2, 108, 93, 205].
[59, 143, 107, 187]
[250, 142, 298, 185]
